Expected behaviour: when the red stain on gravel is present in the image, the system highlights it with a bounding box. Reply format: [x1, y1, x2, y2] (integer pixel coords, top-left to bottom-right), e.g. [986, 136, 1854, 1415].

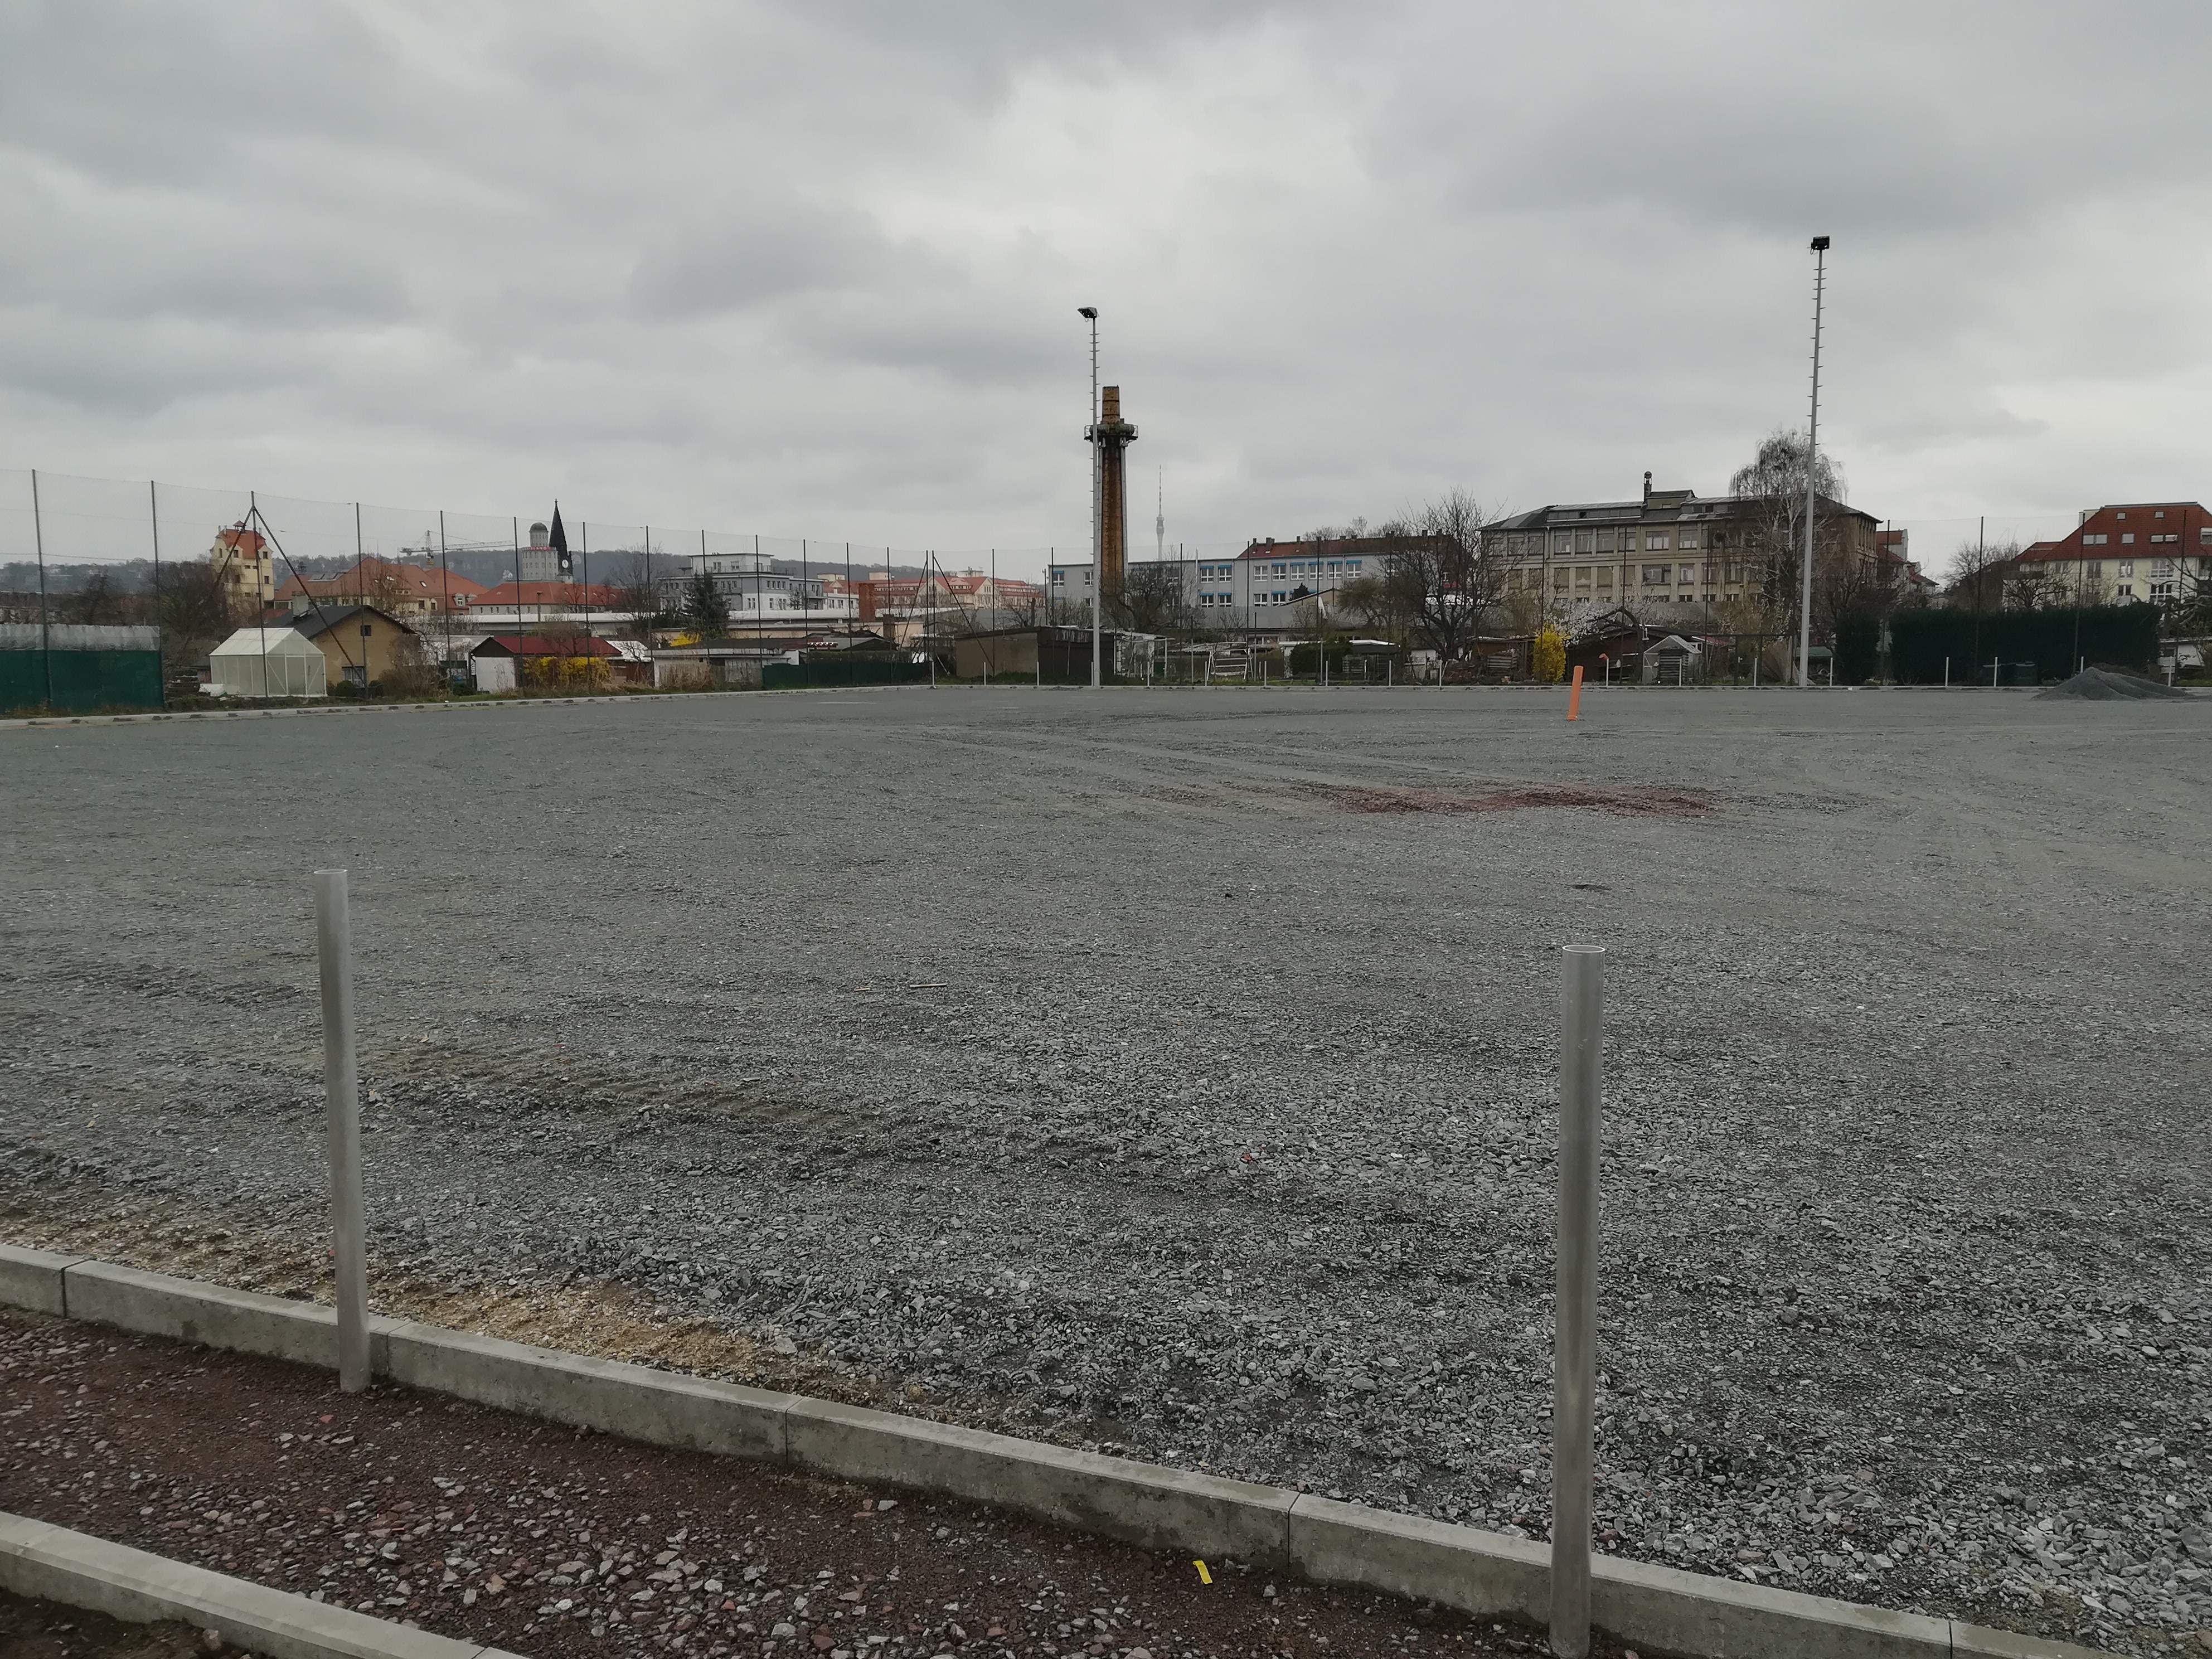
[0, 1311, 1626, 1659]
[1328, 784, 1715, 817]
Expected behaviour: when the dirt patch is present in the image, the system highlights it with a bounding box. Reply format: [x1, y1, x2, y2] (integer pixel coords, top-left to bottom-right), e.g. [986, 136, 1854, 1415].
[1, 1308, 1621, 1659]
[0, 1593, 203, 1659]
[0, 1191, 943, 1422]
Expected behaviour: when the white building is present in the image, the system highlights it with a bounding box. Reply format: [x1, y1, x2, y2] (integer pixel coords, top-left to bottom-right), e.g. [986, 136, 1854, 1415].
[1048, 541, 1381, 634]
[658, 547, 858, 626]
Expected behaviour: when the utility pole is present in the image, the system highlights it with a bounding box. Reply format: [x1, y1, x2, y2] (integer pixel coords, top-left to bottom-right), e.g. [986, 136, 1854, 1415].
[1080, 307, 1101, 689]
[1799, 235, 1830, 688]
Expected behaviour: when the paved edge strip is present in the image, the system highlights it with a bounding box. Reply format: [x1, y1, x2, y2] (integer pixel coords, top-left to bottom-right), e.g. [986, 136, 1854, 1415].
[0, 1245, 2119, 1659]
[0, 1512, 523, 1659]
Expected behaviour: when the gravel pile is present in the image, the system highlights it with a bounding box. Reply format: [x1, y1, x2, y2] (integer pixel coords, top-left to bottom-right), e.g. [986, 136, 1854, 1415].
[1, 1309, 1587, 1659]
[3, 689, 2208, 1657]
[2035, 670, 2198, 702]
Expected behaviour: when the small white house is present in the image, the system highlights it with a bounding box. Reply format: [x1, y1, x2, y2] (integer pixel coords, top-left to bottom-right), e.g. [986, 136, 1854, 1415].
[206, 626, 327, 698]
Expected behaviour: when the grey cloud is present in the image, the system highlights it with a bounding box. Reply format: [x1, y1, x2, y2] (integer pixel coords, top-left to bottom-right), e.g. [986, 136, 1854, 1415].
[2, 0, 2210, 552]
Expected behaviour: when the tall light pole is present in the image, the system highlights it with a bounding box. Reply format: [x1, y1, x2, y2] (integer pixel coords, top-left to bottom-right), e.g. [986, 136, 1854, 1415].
[1799, 235, 1830, 688]
[1079, 306, 1101, 688]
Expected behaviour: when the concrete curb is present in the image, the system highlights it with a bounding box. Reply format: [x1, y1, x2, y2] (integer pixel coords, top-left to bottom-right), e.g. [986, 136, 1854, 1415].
[0, 1512, 521, 1659]
[0, 1245, 2119, 1659]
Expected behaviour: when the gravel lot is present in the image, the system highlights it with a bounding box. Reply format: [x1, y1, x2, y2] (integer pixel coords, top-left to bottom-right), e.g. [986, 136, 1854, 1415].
[4, 1309, 1578, 1659]
[3, 686, 2209, 1656]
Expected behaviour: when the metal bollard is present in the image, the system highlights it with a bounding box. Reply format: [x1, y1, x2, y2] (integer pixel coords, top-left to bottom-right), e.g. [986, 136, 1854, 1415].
[1552, 944, 1605, 1659]
[314, 869, 371, 1393]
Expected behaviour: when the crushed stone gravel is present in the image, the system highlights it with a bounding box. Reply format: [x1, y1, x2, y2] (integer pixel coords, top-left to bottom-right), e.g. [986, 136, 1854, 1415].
[2, 688, 2209, 1658]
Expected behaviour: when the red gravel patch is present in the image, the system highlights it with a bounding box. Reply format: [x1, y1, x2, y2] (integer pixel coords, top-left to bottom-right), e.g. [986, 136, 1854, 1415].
[1328, 784, 1715, 817]
[0, 1310, 1633, 1659]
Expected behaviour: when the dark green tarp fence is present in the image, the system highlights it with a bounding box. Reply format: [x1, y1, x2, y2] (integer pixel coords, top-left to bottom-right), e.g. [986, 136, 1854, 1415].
[761, 656, 929, 691]
[1889, 604, 2161, 684]
[0, 624, 164, 713]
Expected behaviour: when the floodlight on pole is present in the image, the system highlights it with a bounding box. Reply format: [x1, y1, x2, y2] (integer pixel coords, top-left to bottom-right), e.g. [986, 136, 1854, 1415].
[1079, 308, 1101, 688]
[1799, 236, 1830, 688]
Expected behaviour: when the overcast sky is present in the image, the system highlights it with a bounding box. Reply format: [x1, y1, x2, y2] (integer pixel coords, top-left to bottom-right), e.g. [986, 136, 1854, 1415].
[4, 1, 2209, 575]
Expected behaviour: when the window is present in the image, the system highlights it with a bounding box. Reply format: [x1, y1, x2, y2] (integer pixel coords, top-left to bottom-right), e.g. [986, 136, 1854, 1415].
[2082, 533, 2108, 546]
[1553, 532, 1573, 556]
[1346, 559, 1361, 571]
[2116, 511, 2128, 520]
[1554, 570, 1571, 591]
[1596, 567, 1614, 588]
[1647, 532, 1671, 551]
[2117, 584, 2135, 597]
[1272, 563, 1286, 576]
[2153, 558, 2175, 576]
[2150, 533, 2178, 544]
[1597, 530, 1615, 553]
[1574, 531, 1594, 555]
[2154, 509, 2166, 518]
[2202, 528, 2212, 545]
[1642, 565, 1669, 585]
[1677, 564, 1697, 584]
[1679, 528, 1702, 550]
[2121, 533, 2135, 545]
[1574, 566, 1592, 587]
[2118, 561, 2135, 578]
[1050, 570, 1065, 586]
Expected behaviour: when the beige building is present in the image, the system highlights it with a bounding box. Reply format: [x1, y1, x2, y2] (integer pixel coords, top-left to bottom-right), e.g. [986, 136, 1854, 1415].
[210, 525, 277, 612]
[1484, 477, 1881, 627]
[285, 604, 420, 689]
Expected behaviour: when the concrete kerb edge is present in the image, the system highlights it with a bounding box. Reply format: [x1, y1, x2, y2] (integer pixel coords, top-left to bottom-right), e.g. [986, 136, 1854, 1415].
[0, 1511, 517, 1659]
[0, 1246, 2123, 1659]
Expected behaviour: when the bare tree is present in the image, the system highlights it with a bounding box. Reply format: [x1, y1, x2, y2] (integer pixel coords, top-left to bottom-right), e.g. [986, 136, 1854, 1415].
[2007, 556, 2070, 612]
[599, 552, 665, 644]
[2162, 554, 2212, 638]
[1372, 489, 1504, 662]
[1726, 429, 1846, 631]
[60, 569, 131, 625]
[152, 558, 236, 687]
[1110, 562, 1197, 635]
[1944, 537, 2016, 613]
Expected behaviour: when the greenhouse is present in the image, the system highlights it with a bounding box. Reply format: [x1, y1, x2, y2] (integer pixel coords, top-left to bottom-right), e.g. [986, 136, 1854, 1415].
[206, 626, 327, 698]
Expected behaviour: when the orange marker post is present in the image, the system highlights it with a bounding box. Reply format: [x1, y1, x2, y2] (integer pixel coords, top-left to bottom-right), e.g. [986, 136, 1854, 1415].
[1567, 663, 1584, 721]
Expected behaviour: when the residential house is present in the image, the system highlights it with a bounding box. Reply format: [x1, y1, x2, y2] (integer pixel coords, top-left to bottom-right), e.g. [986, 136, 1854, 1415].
[468, 633, 641, 693]
[275, 556, 487, 619]
[285, 604, 419, 689]
[2009, 502, 2212, 607]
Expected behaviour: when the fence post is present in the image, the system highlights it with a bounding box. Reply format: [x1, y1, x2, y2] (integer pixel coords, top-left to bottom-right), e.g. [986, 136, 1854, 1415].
[314, 870, 371, 1393]
[1552, 944, 1604, 1659]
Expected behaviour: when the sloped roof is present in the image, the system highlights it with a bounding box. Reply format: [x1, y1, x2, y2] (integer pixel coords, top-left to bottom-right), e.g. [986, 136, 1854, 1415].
[286, 604, 413, 640]
[472, 634, 622, 657]
[209, 625, 322, 659]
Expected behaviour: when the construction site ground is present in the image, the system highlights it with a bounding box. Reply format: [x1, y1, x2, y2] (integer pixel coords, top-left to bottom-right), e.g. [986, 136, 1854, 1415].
[0, 1307, 1604, 1659]
[2, 687, 2208, 1658]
